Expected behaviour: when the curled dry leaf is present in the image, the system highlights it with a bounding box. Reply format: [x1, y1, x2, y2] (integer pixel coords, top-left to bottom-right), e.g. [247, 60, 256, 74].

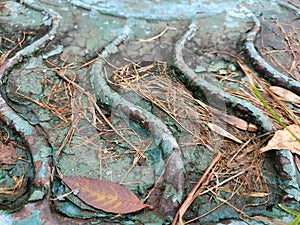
[269, 86, 300, 104]
[260, 124, 300, 154]
[62, 176, 154, 214]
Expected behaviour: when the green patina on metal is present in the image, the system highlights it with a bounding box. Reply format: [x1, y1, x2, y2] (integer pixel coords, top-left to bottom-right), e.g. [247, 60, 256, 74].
[0, 0, 300, 224]
[0, 119, 34, 212]
[13, 210, 43, 225]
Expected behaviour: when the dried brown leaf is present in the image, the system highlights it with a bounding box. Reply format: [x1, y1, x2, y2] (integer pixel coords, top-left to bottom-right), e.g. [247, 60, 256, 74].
[63, 176, 153, 214]
[247, 123, 258, 132]
[207, 123, 243, 144]
[212, 109, 248, 130]
[260, 124, 300, 154]
[212, 109, 257, 132]
[269, 86, 300, 104]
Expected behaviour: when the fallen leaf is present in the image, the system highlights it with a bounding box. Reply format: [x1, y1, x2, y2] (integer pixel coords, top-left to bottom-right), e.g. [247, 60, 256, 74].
[260, 124, 300, 154]
[211, 109, 257, 132]
[63, 176, 153, 214]
[207, 123, 243, 144]
[247, 123, 258, 132]
[269, 86, 300, 104]
[212, 109, 248, 130]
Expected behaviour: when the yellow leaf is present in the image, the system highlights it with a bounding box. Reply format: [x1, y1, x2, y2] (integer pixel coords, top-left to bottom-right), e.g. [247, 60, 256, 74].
[260, 124, 300, 154]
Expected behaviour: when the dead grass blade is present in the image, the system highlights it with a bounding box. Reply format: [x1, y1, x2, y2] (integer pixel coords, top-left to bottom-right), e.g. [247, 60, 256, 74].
[172, 152, 221, 225]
